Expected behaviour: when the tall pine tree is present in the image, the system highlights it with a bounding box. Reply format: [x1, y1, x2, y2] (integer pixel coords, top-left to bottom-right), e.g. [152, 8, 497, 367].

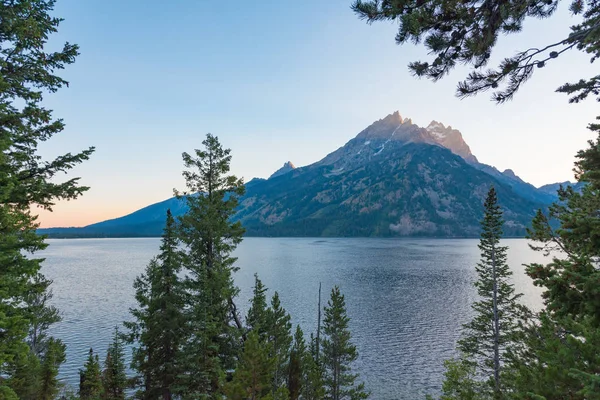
[508, 132, 600, 399]
[321, 287, 368, 400]
[38, 338, 66, 400]
[0, 1, 93, 396]
[451, 187, 527, 399]
[225, 331, 275, 400]
[124, 209, 186, 400]
[79, 348, 102, 400]
[247, 274, 270, 341]
[267, 292, 292, 397]
[303, 334, 325, 400]
[101, 327, 127, 400]
[176, 133, 245, 397]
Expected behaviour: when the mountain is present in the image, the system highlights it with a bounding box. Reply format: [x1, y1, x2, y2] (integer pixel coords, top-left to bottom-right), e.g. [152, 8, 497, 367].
[538, 181, 585, 195]
[269, 161, 296, 179]
[40, 111, 568, 238]
[41, 196, 189, 238]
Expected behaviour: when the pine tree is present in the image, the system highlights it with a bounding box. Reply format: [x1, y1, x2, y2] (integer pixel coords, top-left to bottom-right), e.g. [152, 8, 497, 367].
[23, 274, 62, 357]
[247, 274, 270, 341]
[321, 287, 368, 400]
[7, 350, 41, 400]
[39, 338, 66, 400]
[6, 277, 66, 400]
[124, 209, 186, 400]
[176, 133, 246, 397]
[267, 292, 293, 396]
[351, 0, 600, 105]
[102, 327, 127, 400]
[508, 134, 600, 399]
[80, 348, 103, 400]
[288, 326, 306, 400]
[225, 331, 275, 400]
[435, 358, 481, 400]
[454, 187, 527, 398]
[0, 1, 93, 393]
[303, 335, 325, 400]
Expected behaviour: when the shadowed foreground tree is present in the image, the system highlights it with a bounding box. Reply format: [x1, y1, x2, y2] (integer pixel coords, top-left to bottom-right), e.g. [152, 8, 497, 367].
[507, 138, 600, 398]
[0, 0, 93, 397]
[352, 0, 600, 104]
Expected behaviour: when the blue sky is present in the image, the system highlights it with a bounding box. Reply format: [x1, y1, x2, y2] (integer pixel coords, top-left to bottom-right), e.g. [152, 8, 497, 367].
[38, 0, 599, 227]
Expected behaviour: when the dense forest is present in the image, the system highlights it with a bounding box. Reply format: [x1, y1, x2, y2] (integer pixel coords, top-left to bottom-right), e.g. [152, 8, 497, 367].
[1, 0, 600, 399]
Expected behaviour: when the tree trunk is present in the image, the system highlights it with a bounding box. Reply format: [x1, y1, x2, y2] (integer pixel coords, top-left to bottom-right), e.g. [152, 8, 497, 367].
[316, 282, 321, 364]
[492, 247, 500, 395]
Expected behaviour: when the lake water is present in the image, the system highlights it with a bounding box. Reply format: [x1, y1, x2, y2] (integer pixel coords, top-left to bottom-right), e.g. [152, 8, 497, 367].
[41, 237, 547, 399]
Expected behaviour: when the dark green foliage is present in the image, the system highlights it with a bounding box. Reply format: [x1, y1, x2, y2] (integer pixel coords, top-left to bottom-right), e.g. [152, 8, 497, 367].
[39, 338, 66, 400]
[124, 210, 186, 399]
[303, 335, 326, 400]
[455, 187, 528, 398]
[0, 0, 93, 386]
[80, 348, 102, 400]
[527, 158, 600, 325]
[352, 0, 600, 104]
[507, 313, 600, 400]
[245, 276, 293, 398]
[102, 327, 127, 400]
[288, 326, 305, 400]
[514, 134, 600, 398]
[437, 358, 481, 400]
[7, 350, 41, 400]
[247, 274, 270, 341]
[321, 287, 368, 400]
[267, 292, 293, 395]
[23, 274, 62, 357]
[6, 274, 65, 400]
[176, 133, 246, 397]
[225, 331, 275, 400]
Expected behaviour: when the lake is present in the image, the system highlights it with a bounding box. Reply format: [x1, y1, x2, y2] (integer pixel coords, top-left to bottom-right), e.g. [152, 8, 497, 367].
[41, 237, 547, 399]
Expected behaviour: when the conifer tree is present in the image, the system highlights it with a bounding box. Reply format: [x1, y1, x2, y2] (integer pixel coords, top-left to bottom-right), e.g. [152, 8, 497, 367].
[102, 327, 127, 400]
[288, 326, 306, 400]
[303, 335, 325, 400]
[7, 350, 41, 400]
[508, 134, 600, 399]
[225, 331, 275, 400]
[267, 292, 293, 396]
[7, 277, 66, 400]
[39, 338, 66, 400]
[321, 287, 368, 400]
[176, 133, 245, 397]
[0, 1, 93, 393]
[453, 187, 527, 398]
[23, 274, 62, 357]
[352, 0, 600, 105]
[247, 274, 270, 341]
[79, 348, 102, 400]
[124, 209, 186, 400]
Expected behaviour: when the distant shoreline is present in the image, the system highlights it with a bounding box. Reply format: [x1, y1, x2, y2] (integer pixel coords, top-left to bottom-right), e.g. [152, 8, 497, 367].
[40, 234, 527, 240]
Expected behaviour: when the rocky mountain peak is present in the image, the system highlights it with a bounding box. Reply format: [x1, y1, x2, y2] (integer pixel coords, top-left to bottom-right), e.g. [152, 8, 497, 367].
[426, 120, 478, 163]
[269, 161, 296, 179]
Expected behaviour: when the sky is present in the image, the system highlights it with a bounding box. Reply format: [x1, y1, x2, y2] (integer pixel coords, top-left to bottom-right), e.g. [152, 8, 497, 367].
[36, 0, 599, 228]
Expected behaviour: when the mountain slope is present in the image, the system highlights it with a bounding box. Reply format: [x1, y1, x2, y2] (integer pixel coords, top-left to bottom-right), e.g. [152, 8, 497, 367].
[237, 142, 538, 237]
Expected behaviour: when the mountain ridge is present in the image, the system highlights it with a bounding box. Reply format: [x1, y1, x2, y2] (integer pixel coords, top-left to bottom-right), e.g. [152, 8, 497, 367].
[39, 111, 577, 238]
